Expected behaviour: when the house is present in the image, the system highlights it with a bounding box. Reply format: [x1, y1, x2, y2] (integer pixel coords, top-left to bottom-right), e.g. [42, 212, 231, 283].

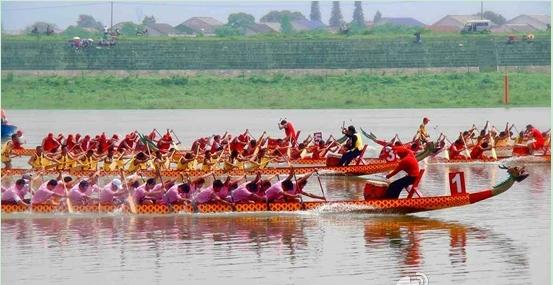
[430, 15, 480, 32]
[290, 19, 326, 32]
[375, 17, 425, 27]
[505, 15, 550, 31]
[243, 23, 277, 36]
[491, 24, 539, 33]
[175, 17, 224, 35]
[263, 22, 282, 32]
[145, 23, 176, 36]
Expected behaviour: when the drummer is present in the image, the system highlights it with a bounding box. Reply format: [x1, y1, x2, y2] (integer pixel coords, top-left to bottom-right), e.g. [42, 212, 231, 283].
[339, 126, 363, 166]
[384, 148, 420, 199]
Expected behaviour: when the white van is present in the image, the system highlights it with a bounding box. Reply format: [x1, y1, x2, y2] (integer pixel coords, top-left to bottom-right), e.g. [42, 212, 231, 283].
[461, 20, 491, 33]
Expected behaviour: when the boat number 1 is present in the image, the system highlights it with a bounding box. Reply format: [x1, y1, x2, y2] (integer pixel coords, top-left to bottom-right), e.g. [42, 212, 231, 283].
[449, 172, 466, 196]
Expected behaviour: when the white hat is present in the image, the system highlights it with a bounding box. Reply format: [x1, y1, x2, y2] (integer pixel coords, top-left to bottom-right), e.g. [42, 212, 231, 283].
[112, 179, 123, 190]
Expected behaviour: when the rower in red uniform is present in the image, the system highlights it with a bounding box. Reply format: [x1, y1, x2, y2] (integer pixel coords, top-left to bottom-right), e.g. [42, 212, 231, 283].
[526, 124, 545, 154]
[42, 133, 61, 153]
[80, 135, 91, 152]
[11, 130, 25, 150]
[118, 133, 136, 152]
[98, 133, 111, 153]
[157, 132, 173, 154]
[279, 120, 298, 145]
[230, 134, 247, 153]
[470, 142, 490, 159]
[384, 148, 420, 199]
[448, 139, 466, 159]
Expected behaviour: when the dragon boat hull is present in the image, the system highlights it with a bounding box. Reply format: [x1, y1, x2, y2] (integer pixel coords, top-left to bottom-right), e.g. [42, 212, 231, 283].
[1, 168, 526, 215]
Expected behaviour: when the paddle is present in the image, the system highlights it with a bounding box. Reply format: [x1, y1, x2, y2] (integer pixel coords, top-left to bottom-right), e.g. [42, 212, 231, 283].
[489, 133, 498, 160]
[155, 166, 173, 213]
[459, 132, 471, 158]
[292, 170, 304, 210]
[62, 174, 74, 213]
[314, 170, 326, 201]
[170, 129, 182, 146]
[120, 169, 137, 214]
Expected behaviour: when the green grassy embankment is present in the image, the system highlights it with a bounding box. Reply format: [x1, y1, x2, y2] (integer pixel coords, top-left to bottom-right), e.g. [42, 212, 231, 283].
[1, 71, 549, 109]
[2, 33, 550, 70]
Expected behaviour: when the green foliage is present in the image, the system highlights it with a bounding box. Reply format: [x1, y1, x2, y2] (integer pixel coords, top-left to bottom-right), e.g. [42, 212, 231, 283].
[280, 15, 294, 34]
[260, 10, 306, 22]
[374, 11, 382, 23]
[475, 11, 507, 25]
[215, 26, 242, 37]
[310, 1, 321, 22]
[118, 22, 144, 36]
[1, 72, 548, 109]
[76, 15, 103, 31]
[329, 1, 344, 27]
[25, 22, 56, 35]
[365, 23, 423, 35]
[62, 26, 100, 38]
[228, 13, 255, 29]
[1, 33, 550, 70]
[142, 16, 156, 26]
[352, 1, 365, 27]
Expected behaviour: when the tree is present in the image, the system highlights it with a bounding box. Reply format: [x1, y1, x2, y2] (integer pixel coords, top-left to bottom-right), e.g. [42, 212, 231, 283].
[76, 15, 103, 30]
[215, 26, 241, 37]
[142, 16, 156, 26]
[329, 1, 344, 28]
[310, 1, 321, 22]
[260, 10, 306, 22]
[475, 11, 506, 25]
[280, 15, 294, 34]
[228, 12, 255, 29]
[25, 22, 56, 35]
[352, 1, 365, 27]
[62, 25, 100, 38]
[374, 10, 382, 23]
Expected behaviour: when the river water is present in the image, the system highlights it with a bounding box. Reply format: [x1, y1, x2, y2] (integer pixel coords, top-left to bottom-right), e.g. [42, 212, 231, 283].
[2, 108, 550, 284]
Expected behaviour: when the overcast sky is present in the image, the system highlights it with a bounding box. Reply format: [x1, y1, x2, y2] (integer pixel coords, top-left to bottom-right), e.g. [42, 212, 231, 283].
[1, 1, 550, 31]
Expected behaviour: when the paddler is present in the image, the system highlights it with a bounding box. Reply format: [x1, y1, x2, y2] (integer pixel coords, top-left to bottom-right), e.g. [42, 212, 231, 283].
[42, 133, 61, 153]
[1, 179, 30, 206]
[414, 117, 430, 144]
[210, 135, 223, 154]
[193, 179, 234, 206]
[339, 125, 363, 166]
[264, 173, 300, 203]
[157, 131, 173, 154]
[28, 146, 51, 170]
[384, 147, 420, 199]
[448, 139, 467, 159]
[31, 180, 66, 205]
[279, 120, 298, 145]
[133, 178, 160, 205]
[117, 133, 136, 152]
[99, 178, 128, 205]
[78, 149, 100, 171]
[176, 152, 197, 171]
[526, 124, 545, 154]
[68, 180, 97, 205]
[127, 152, 151, 173]
[1, 136, 15, 169]
[51, 146, 78, 171]
[201, 150, 216, 171]
[12, 131, 25, 150]
[289, 171, 326, 201]
[162, 183, 191, 205]
[470, 142, 491, 159]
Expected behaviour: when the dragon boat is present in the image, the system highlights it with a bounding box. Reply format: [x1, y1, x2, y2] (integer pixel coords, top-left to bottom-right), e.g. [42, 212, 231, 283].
[1, 143, 435, 177]
[1, 166, 528, 215]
